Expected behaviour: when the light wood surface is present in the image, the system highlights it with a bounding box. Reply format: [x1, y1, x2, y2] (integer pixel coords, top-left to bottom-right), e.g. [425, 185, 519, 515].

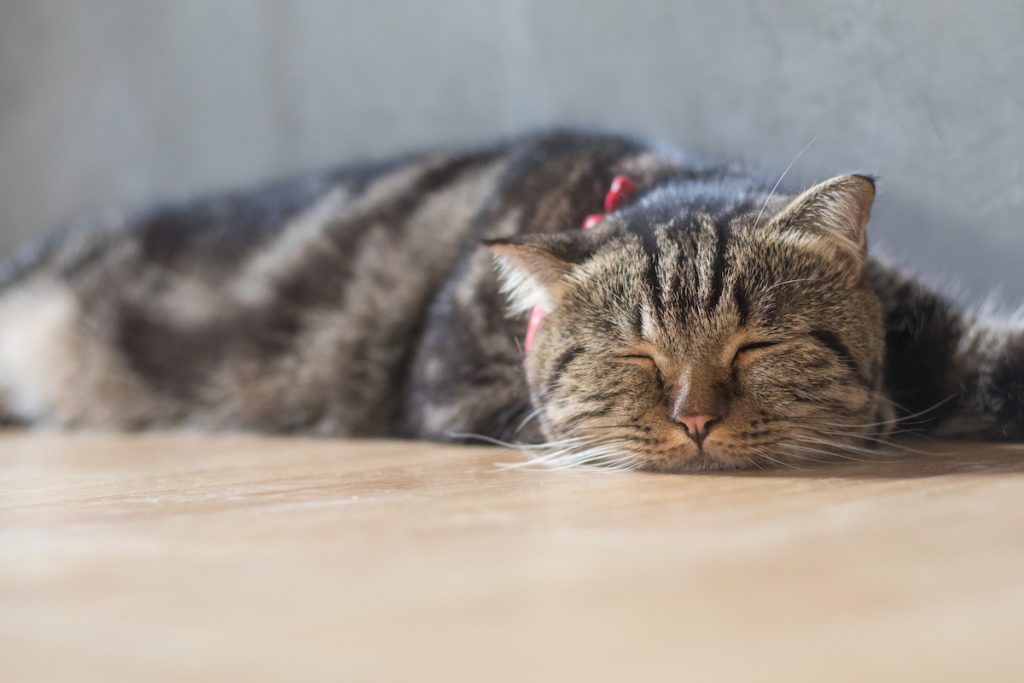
[2, 431, 1024, 682]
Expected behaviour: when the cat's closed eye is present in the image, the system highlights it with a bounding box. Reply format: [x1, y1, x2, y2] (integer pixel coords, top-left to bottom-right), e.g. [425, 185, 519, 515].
[732, 340, 781, 366]
[617, 353, 658, 368]
[616, 353, 664, 385]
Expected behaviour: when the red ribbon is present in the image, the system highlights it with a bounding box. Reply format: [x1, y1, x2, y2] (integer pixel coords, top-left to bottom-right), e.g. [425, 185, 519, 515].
[523, 175, 637, 352]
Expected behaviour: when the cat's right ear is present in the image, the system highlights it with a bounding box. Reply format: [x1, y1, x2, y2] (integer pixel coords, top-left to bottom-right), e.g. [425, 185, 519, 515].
[768, 174, 876, 271]
[484, 233, 591, 315]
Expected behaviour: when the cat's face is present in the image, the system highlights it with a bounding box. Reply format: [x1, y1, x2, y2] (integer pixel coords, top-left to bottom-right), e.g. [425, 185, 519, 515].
[491, 175, 892, 471]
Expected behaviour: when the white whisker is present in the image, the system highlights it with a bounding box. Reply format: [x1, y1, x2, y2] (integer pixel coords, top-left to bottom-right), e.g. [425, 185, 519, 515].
[787, 438, 892, 464]
[765, 277, 824, 293]
[753, 133, 819, 230]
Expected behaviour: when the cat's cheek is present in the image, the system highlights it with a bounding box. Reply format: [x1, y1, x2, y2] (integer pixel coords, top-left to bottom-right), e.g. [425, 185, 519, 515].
[731, 367, 776, 406]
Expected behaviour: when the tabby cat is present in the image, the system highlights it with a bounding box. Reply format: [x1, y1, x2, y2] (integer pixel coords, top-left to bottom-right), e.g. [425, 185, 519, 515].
[1, 130, 1021, 471]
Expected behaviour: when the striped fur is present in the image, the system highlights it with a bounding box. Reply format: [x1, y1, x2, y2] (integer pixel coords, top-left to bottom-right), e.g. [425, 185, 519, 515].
[0, 130, 1020, 470]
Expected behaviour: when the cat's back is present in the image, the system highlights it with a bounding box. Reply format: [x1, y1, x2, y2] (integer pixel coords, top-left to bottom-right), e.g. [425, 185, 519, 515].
[2, 128, 669, 295]
[0, 136, 520, 428]
[0, 129, 681, 433]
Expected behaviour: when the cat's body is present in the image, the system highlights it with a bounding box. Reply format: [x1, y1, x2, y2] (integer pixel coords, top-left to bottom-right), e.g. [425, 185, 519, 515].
[1, 130, 1021, 470]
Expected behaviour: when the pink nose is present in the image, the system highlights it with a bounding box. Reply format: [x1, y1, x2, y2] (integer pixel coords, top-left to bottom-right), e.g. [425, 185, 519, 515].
[676, 414, 718, 444]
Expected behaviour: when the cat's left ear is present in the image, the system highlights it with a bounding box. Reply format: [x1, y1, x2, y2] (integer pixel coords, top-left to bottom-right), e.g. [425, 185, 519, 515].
[769, 174, 875, 268]
[484, 232, 593, 314]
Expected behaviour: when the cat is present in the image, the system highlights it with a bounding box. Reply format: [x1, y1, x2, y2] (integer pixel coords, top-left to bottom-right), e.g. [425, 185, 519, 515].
[0, 129, 1021, 471]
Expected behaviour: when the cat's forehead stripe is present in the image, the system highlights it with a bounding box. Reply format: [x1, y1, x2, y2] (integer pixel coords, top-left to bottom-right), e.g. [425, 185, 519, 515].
[706, 218, 732, 314]
[734, 283, 751, 327]
[637, 224, 664, 323]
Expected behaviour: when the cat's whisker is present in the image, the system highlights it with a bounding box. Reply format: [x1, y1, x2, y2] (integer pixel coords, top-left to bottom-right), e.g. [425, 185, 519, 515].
[751, 447, 803, 469]
[535, 437, 643, 472]
[502, 435, 622, 470]
[452, 430, 588, 451]
[788, 437, 896, 464]
[813, 423, 930, 438]
[879, 393, 961, 427]
[818, 430, 947, 455]
[771, 444, 831, 465]
[745, 454, 767, 471]
[795, 429, 922, 456]
[764, 277, 825, 293]
[753, 133, 819, 231]
[804, 393, 959, 432]
[792, 431, 890, 453]
[513, 406, 544, 435]
[518, 441, 594, 461]
[784, 441, 885, 464]
[536, 451, 628, 471]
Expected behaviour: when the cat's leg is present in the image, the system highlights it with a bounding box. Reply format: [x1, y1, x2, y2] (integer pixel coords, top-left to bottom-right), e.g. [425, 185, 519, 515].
[400, 250, 539, 444]
[401, 321, 539, 444]
[0, 219, 221, 430]
[0, 272, 182, 429]
[0, 276, 76, 425]
[869, 259, 1024, 438]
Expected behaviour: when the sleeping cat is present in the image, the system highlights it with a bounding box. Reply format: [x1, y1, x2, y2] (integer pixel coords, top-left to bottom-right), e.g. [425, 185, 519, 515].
[0, 130, 1021, 471]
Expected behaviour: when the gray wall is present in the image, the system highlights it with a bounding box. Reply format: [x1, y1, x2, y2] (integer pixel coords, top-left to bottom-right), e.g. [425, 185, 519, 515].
[1, 0, 1022, 302]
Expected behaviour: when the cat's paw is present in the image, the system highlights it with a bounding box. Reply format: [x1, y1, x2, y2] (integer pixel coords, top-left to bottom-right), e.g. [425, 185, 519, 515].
[988, 333, 1024, 440]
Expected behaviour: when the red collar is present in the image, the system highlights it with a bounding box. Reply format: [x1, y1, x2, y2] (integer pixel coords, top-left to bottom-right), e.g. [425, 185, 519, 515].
[524, 175, 636, 352]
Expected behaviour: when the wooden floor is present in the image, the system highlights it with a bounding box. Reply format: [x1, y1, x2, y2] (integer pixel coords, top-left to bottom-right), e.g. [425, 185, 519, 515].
[2, 432, 1024, 682]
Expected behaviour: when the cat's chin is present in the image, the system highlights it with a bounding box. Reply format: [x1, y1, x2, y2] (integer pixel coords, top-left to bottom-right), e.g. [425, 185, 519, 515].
[638, 443, 757, 473]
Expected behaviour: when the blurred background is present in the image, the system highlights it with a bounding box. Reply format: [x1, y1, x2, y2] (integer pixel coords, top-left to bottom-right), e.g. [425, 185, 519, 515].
[1, 0, 1021, 301]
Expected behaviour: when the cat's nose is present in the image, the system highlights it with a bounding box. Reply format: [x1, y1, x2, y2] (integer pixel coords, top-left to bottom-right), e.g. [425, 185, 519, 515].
[676, 414, 719, 445]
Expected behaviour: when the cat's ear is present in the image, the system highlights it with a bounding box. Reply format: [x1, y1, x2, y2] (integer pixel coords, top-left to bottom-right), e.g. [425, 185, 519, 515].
[769, 174, 875, 267]
[484, 232, 592, 314]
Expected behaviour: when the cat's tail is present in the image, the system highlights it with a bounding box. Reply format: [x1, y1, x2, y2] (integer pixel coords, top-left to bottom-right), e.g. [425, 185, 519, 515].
[870, 260, 1024, 439]
[954, 314, 1024, 439]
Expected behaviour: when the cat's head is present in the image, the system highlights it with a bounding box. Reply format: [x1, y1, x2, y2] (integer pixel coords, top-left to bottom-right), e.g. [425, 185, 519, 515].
[488, 174, 892, 471]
